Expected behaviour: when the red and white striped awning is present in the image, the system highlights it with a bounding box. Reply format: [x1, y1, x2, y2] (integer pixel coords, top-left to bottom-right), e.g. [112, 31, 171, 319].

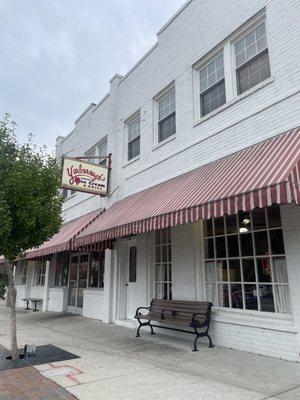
[76, 127, 300, 247]
[25, 209, 103, 259]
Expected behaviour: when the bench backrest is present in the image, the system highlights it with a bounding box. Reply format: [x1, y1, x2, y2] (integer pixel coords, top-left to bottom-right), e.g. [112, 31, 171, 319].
[150, 299, 212, 325]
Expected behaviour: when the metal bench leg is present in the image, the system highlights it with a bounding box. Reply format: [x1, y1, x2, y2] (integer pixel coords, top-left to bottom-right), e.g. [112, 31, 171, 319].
[25, 300, 30, 310]
[150, 324, 155, 335]
[206, 333, 214, 348]
[135, 323, 142, 338]
[33, 301, 38, 312]
[192, 334, 199, 352]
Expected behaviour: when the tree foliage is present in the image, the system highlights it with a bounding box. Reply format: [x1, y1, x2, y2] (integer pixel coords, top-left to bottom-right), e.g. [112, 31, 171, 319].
[0, 114, 63, 260]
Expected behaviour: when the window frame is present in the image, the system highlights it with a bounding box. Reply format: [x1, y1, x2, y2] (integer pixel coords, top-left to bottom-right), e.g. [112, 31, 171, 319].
[232, 20, 270, 96]
[198, 52, 226, 118]
[88, 251, 105, 289]
[124, 111, 141, 163]
[153, 83, 176, 147]
[85, 137, 108, 166]
[154, 228, 172, 300]
[193, 10, 270, 123]
[203, 207, 290, 315]
[15, 260, 28, 285]
[34, 261, 46, 287]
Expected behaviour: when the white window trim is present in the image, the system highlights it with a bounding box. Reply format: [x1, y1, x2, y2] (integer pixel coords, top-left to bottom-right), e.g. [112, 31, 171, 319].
[123, 110, 141, 165]
[153, 82, 176, 148]
[193, 9, 269, 124]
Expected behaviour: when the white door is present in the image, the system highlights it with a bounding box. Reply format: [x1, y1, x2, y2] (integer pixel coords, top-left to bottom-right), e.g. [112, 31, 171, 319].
[125, 244, 137, 319]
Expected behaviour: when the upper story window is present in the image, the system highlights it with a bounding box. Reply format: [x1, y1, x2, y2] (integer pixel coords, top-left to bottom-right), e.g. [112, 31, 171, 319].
[86, 138, 108, 166]
[199, 54, 226, 117]
[235, 22, 270, 95]
[203, 206, 290, 314]
[157, 86, 176, 143]
[193, 13, 271, 121]
[98, 141, 108, 166]
[126, 113, 140, 161]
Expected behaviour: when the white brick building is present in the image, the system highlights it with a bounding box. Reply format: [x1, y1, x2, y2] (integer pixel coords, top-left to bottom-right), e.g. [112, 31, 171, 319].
[13, 0, 300, 361]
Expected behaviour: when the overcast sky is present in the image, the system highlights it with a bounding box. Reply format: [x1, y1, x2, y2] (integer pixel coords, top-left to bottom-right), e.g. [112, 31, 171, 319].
[0, 0, 186, 152]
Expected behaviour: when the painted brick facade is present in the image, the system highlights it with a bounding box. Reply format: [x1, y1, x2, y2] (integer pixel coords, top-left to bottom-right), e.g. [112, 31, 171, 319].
[51, 0, 300, 360]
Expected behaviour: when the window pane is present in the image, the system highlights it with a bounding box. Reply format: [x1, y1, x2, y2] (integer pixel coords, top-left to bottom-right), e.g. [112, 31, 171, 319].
[243, 259, 256, 282]
[89, 252, 100, 288]
[216, 260, 227, 281]
[228, 259, 241, 282]
[200, 80, 226, 117]
[254, 231, 269, 256]
[155, 246, 161, 263]
[218, 284, 229, 307]
[206, 283, 217, 305]
[162, 245, 168, 263]
[259, 285, 275, 312]
[215, 217, 225, 235]
[235, 22, 267, 67]
[257, 258, 272, 282]
[244, 284, 258, 310]
[204, 238, 214, 259]
[129, 246, 137, 282]
[237, 50, 270, 95]
[267, 206, 281, 227]
[216, 236, 226, 258]
[199, 54, 224, 92]
[274, 285, 290, 313]
[128, 136, 140, 160]
[240, 234, 253, 256]
[205, 261, 216, 282]
[239, 211, 251, 231]
[252, 208, 266, 230]
[226, 214, 237, 234]
[272, 257, 288, 283]
[227, 235, 239, 257]
[158, 89, 175, 120]
[158, 113, 176, 142]
[203, 219, 213, 237]
[231, 284, 243, 309]
[155, 264, 161, 281]
[161, 228, 170, 244]
[128, 118, 140, 141]
[270, 229, 285, 254]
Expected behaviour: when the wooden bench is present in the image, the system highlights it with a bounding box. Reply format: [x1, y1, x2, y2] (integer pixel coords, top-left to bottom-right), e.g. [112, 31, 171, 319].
[134, 299, 213, 352]
[22, 298, 43, 312]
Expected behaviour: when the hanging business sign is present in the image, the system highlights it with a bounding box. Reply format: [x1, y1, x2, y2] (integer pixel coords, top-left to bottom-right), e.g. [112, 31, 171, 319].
[61, 157, 109, 196]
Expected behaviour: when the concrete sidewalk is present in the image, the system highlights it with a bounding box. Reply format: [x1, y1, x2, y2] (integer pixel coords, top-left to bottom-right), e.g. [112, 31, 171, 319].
[0, 304, 299, 400]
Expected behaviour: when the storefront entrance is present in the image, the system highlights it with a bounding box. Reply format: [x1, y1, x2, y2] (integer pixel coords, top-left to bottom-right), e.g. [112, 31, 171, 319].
[67, 253, 89, 314]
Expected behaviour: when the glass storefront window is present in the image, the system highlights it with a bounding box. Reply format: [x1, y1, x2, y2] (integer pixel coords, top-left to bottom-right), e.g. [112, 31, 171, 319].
[89, 251, 105, 288]
[203, 206, 290, 313]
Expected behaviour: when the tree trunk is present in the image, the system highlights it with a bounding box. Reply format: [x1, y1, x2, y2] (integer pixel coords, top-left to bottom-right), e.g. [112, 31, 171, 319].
[5, 261, 19, 360]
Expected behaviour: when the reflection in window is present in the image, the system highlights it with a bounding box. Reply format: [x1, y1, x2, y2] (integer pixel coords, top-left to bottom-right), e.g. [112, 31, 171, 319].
[203, 206, 290, 313]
